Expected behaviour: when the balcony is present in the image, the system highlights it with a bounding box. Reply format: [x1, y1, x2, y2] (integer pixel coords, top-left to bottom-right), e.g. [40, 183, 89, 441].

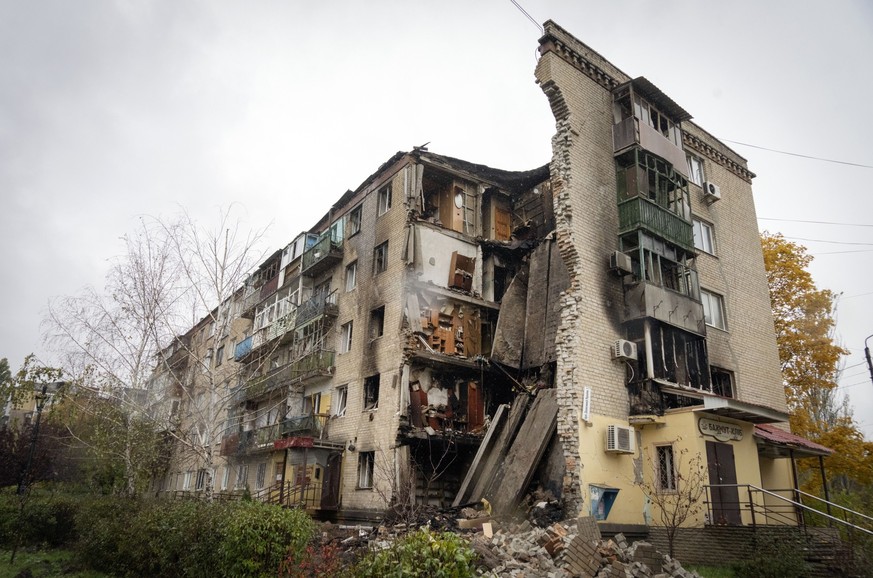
[613, 116, 688, 178]
[301, 235, 343, 277]
[296, 290, 338, 327]
[287, 349, 335, 383]
[618, 196, 694, 252]
[623, 281, 705, 336]
[237, 423, 282, 454]
[234, 336, 253, 361]
[280, 414, 325, 438]
[244, 364, 299, 401]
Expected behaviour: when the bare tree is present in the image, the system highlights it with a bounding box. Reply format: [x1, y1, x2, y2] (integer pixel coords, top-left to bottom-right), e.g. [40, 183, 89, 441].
[638, 446, 707, 558]
[44, 208, 267, 499]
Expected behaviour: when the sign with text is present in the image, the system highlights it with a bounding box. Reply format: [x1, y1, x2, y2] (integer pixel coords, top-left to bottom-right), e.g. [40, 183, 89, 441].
[698, 418, 743, 442]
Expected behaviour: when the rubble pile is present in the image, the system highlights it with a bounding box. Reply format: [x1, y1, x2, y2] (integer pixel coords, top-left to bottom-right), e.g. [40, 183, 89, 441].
[470, 517, 702, 578]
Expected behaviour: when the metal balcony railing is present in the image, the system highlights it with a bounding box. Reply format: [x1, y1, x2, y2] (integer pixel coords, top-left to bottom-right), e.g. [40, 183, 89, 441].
[287, 349, 335, 382]
[301, 235, 343, 276]
[296, 290, 338, 327]
[280, 413, 325, 437]
[618, 196, 694, 252]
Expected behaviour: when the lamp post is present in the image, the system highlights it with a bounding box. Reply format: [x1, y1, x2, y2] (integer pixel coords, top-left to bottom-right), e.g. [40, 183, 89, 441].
[865, 334, 873, 388]
[16, 380, 63, 495]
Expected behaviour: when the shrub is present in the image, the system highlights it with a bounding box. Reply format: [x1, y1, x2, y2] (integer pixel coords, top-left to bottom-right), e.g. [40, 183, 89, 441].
[354, 528, 477, 578]
[732, 534, 809, 578]
[0, 491, 81, 548]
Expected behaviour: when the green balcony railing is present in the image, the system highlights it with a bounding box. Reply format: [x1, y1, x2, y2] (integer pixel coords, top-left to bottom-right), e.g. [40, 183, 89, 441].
[281, 414, 324, 437]
[288, 349, 335, 381]
[618, 196, 694, 252]
[301, 235, 343, 276]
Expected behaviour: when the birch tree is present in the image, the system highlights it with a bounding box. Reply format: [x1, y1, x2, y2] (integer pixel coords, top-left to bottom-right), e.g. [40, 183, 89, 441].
[44, 208, 266, 498]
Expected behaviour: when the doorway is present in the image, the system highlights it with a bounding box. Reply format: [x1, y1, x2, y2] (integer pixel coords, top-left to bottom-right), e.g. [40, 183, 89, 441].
[705, 441, 741, 525]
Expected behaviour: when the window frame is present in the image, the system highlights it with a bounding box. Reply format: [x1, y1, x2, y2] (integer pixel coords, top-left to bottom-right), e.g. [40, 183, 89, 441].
[370, 305, 385, 339]
[358, 451, 375, 489]
[334, 385, 348, 417]
[235, 464, 248, 489]
[255, 462, 267, 490]
[340, 321, 353, 353]
[655, 444, 677, 493]
[347, 204, 363, 237]
[345, 260, 358, 292]
[687, 153, 705, 186]
[373, 241, 388, 275]
[710, 367, 735, 398]
[363, 374, 380, 410]
[377, 184, 392, 216]
[700, 289, 727, 331]
[692, 218, 715, 255]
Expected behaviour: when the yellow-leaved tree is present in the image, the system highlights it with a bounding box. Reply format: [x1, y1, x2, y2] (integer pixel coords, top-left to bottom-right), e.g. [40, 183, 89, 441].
[761, 232, 873, 496]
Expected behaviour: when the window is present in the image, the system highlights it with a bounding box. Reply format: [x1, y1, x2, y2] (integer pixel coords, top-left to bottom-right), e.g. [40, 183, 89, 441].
[656, 445, 676, 492]
[373, 241, 388, 274]
[195, 469, 208, 491]
[345, 261, 357, 292]
[348, 204, 362, 236]
[340, 321, 353, 353]
[693, 219, 715, 254]
[235, 464, 248, 489]
[358, 451, 374, 489]
[256, 462, 267, 490]
[363, 374, 380, 410]
[370, 306, 385, 339]
[701, 289, 726, 330]
[215, 344, 225, 367]
[710, 367, 735, 398]
[687, 154, 705, 186]
[334, 385, 348, 417]
[183, 471, 193, 491]
[221, 467, 230, 491]
[377, 183, 392, 216]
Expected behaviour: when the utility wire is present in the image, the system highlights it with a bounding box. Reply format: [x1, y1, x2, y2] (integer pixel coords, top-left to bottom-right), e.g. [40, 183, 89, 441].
[759, 217, 873, 228]
[722, 139, 873, 169]
[783, 236, 873, 247]
[509, 0, 542, 34]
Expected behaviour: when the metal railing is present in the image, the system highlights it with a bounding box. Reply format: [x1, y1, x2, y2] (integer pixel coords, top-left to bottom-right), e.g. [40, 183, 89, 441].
[252, 480, 325, 510]
[704, 484, 873, 536]
[296, 290, 338, 327]
[618, 195, 694, 251]
[302, 235, 343, 275]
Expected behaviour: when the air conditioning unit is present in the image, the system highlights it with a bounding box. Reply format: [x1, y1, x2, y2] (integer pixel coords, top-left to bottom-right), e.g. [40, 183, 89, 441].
[606, 424, 636, 454]
[703, 181, 721, 203]
[609, 251, 633, 276]
[612, 339, 638, 361]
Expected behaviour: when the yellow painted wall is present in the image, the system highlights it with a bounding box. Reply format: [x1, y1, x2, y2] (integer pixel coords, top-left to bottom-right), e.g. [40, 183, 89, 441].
[580, 408, 796, 528]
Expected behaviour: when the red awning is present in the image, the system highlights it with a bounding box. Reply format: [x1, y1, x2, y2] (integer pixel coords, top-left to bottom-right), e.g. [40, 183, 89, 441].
[754, 424, 833, 458]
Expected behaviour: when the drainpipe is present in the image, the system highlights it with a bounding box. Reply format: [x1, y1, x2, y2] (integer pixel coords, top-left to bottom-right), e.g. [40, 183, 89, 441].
[280, 448, 288, 506]
[818, 455, 832, 518]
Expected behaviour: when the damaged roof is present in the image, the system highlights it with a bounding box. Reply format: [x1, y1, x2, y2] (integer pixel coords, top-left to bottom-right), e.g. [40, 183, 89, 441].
[754, 423, 833, 458]
[416, 150, 550, 194]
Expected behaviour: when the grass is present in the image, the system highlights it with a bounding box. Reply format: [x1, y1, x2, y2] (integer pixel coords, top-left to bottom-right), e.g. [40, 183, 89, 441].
[0, 549, 110, 578]
[686, 565, 735, 578]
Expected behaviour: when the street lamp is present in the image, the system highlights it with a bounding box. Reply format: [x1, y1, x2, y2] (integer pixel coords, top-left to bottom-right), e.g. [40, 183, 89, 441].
[865, 334, 873, 388]
[16, 380, 64, 495]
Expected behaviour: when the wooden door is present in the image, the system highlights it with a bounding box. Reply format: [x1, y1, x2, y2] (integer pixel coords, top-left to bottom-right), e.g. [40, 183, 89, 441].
[706, 441, 741, 525]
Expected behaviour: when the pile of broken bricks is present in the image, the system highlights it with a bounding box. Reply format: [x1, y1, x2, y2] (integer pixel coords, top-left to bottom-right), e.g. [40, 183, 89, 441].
[465, 515, 702, 578]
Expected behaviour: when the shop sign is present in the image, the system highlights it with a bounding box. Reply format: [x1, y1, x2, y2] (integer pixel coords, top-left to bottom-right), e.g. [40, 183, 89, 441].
[698, 418, 743, 442]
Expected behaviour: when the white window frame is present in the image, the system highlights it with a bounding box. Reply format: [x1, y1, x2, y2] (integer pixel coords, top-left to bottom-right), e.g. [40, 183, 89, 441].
[701, 289, 726, 330]
[693, 219, 715, 255]
[687, 153, 705, 186]
[340, 321, 353, 353]
[358, 451, 375, 489]
[345, 261, 357, 292]
[377, 183, 392, 216]
[221, 466, 230, 491]
[334, 385, 348, 417]
[183, 470, 192, 491]
[348, 204, 363, 236]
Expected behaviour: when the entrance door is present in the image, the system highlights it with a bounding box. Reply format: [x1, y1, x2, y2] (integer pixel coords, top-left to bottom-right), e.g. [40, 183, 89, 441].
[320, 452, 343, 510]
[706, 441, 741, 525]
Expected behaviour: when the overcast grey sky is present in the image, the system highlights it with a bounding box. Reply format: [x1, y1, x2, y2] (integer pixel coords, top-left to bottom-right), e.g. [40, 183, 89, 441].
[2, 1, 872, 438]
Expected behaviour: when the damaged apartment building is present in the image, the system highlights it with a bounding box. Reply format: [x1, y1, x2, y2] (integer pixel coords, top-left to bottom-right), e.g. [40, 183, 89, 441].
[155, 20, 828, 533]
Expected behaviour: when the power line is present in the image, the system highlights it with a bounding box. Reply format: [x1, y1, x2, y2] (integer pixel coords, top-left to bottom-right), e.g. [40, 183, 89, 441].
[841, 291, 873, 300]
[759, 217, 873, 228]
[783, 236, 873, 247]
[722, 139, 873, 169]
[508, 0, 542, 33]
[811, 249, 873, 255]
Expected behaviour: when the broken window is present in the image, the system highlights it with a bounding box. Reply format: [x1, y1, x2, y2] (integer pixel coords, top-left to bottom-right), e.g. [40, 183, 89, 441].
[622, 232, 699, 299]
[692, 219, 715, 255]
[616, 148, 690, 221]
[448, 252, 474, 292]
[377, 183, 392, 216]
[364, 374, 380, 410]
[345, 260, 357, 292]
[358, 451, 374, 488]
[373, 241, 388, 274]
[340, 321, 353, 353]
[687, 154, 705, 186]
[370, 306, 385, 339]
[348, 204, 362, 236]
[710, 367, 735, 398]
[700, 289, 726, 330]
[334, 385, 348, 417]
[656, 445, 676, 492]
[631, 321, 711, 390]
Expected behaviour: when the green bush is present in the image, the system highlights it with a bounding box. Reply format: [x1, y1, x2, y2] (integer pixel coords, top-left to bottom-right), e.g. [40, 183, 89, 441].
[0, 491, 81, 548]
[354, 528, 477, 578]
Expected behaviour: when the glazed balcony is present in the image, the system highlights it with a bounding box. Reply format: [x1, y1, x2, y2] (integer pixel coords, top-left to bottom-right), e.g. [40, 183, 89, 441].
[623, 281, 705, 336]
[613, 115, 688, 178]
[301, 235, 343, 277]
